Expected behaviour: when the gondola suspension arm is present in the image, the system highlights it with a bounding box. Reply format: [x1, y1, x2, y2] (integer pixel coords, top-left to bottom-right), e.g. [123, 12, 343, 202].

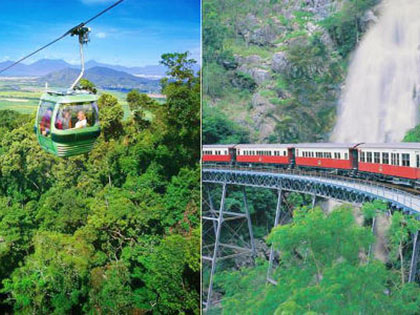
[70, 27, 90, 91]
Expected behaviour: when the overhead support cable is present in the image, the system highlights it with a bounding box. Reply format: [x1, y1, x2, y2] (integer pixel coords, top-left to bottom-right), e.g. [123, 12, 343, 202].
[0, 0, 124, 75]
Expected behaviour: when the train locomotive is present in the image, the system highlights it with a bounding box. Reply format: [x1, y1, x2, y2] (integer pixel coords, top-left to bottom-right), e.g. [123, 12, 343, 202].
[202, 143, 420, 188]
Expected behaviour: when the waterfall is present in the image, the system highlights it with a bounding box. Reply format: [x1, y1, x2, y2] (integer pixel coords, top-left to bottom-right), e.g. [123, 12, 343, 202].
[331, 0, 420, 143]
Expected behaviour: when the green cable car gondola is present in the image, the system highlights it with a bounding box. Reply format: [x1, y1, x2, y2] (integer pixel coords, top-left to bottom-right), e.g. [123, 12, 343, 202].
[0, 1, 125, 157]
[34, 90, 100, 157]
[33, 26, 101, 157]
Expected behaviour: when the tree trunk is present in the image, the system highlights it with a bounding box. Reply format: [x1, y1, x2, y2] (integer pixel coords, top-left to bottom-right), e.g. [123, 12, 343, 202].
[400, 240, 405, 284]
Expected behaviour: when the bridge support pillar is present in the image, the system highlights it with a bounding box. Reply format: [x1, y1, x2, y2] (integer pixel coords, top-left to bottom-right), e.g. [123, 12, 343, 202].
[409, 230, 420, 282]
[267, 189, 282, 285]
[202, 183, 255, 311]
[311, 194, 317, 209]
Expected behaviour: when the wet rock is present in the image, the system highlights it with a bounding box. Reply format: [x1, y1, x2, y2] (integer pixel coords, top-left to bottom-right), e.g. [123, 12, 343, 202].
[302, 0, 336, 19]
[271, 52, 288, 73]
[252, 69, 271, 84]
[252, 93, 269, 108]
[249, 25, 277, 46]
[238, 65, 270, 85]
[360, 9, 379, 31]
[235, 54, 262, 65]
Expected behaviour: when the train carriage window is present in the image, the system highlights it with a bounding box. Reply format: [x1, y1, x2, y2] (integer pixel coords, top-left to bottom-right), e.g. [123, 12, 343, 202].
[360, 152, 365, 162]
[345, 153, 348, 160]
[382, 153, 389, 164]
[366, 152, 372, 163]
[374, 152, 380, 164]
[417, 155, 420, 168]
[316, 152, 322, 158]
[402, 153, 410, 167]
[391, 153, 400, 166]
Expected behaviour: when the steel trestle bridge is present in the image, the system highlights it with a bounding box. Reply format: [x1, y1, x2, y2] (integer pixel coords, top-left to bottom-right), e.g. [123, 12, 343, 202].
[202, 165, 420, 311]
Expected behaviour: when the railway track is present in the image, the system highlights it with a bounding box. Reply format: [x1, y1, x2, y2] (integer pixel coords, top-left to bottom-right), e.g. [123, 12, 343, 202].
[203, 163, 420, 198]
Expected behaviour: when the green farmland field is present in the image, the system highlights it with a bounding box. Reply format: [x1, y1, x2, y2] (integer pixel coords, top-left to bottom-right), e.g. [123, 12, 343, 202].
[0, 78, 163, 119]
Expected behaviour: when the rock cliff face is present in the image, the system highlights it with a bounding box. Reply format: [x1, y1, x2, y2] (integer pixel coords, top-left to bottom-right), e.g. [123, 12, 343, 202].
[204, 0, 379, 143]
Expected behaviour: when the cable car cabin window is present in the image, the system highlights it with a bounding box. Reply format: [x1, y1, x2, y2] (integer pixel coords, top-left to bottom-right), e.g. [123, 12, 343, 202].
[366, 152, 372, 163]
[382, 153, 389, 164]
[374, 152, 380, 164]
[55, 102, 99, 131]
[38, 101, 54, 137]
[402, 153, 410, 167]
[360, 152, 365, 162]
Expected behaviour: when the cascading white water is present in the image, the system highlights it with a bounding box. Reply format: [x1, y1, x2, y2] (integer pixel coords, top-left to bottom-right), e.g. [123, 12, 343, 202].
[332, 0, 420, 143]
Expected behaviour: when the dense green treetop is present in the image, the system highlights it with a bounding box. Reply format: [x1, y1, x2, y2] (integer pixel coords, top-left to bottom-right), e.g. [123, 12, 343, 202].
[0, 52, 200, 314]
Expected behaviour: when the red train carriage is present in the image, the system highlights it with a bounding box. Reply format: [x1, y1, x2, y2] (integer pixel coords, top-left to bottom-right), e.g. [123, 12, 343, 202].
[202, 144, 235, 163]
[294, 143, 361, 170]
[236, 144, 294, 165]
[358, 143, 420, 181]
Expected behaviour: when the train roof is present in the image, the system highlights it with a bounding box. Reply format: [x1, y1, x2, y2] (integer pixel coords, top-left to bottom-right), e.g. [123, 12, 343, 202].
[295, 143, 362, 149]
[236, 143, 294, 148]
[202, 144, 236, 148]
[358, 143, 420, 149]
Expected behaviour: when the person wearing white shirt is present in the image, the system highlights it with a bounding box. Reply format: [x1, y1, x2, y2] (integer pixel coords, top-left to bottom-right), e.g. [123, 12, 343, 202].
[75, 111, 87, 128]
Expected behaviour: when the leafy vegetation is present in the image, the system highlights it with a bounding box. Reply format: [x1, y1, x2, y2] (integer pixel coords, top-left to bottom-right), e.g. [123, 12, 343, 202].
[0, 52, 199, 313]
[215, 205, 420, 314]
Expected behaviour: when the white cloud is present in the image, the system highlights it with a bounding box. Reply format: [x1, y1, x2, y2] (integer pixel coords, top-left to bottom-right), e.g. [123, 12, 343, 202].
[95, 32, 107, 39]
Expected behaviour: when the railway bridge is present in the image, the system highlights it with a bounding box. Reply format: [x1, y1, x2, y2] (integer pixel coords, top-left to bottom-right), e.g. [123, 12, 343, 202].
[202, 165, 420, 311]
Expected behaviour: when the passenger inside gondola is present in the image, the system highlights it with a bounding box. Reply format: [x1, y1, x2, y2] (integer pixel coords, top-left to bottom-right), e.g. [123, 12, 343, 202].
[75, 111, 87, 128]
[56, 108, 73, 130]
[40, 108, 52, 136]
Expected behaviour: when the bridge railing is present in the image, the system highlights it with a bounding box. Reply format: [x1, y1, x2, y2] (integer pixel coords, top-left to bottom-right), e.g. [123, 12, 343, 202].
[203, 163, 420, 212]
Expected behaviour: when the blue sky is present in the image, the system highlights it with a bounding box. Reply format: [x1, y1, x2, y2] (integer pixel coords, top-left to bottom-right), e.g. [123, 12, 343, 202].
[0, 0, 200, 67]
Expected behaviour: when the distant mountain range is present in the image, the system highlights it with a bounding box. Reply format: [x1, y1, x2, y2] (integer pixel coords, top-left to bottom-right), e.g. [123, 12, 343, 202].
[0, 58, 168, 78]
[37, 67, 161, 92]
[0, 58, 199, 92]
